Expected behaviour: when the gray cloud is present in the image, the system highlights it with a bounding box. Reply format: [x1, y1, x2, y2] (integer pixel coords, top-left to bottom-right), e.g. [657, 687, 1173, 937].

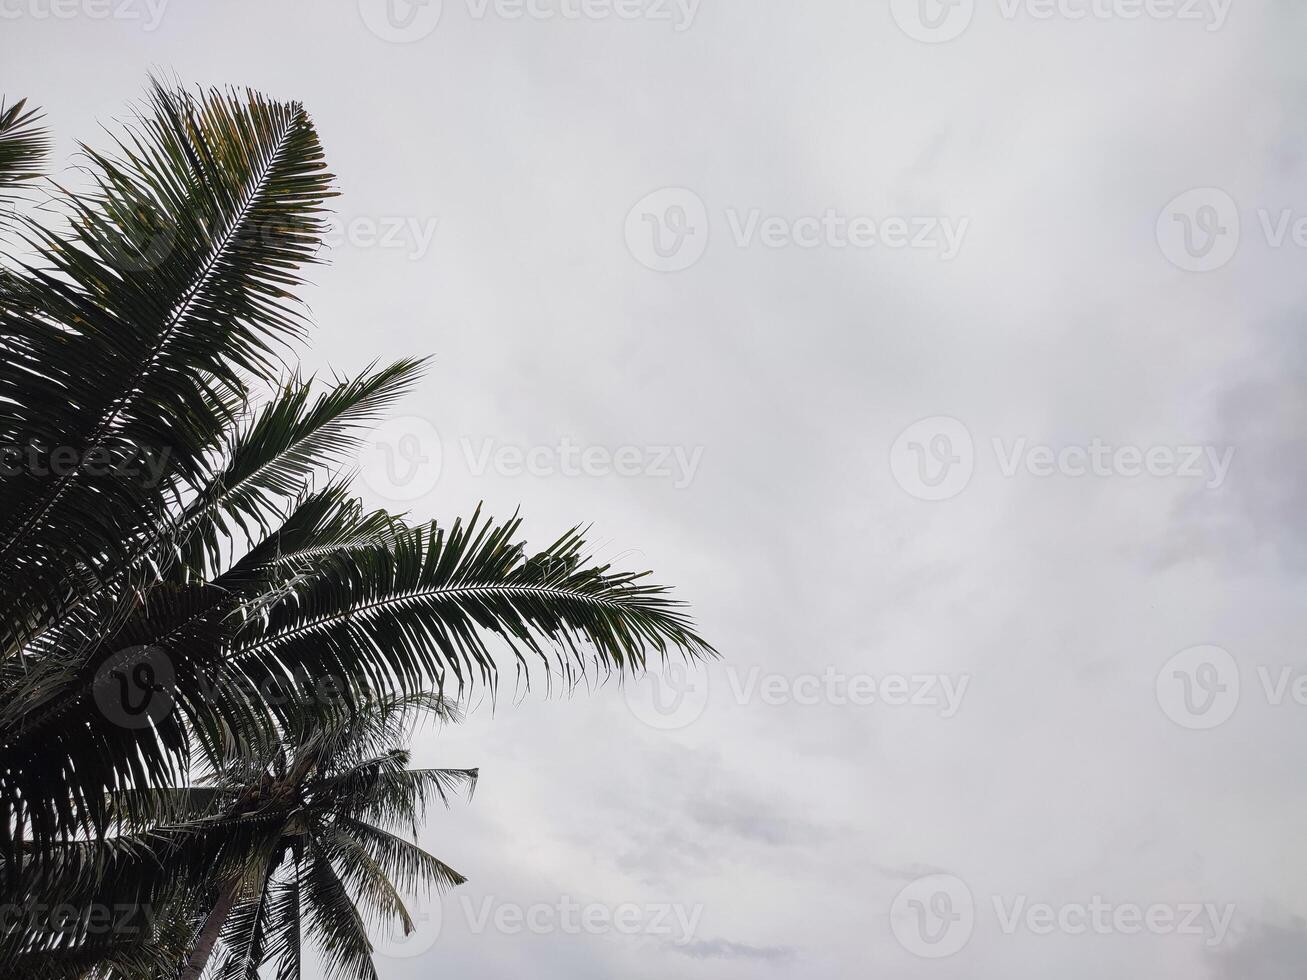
[1207, 918, 1307, 980]
[1164, 318, 1307, 572]
[8, 3, 1307, 978]
[672, 938, 799, 962]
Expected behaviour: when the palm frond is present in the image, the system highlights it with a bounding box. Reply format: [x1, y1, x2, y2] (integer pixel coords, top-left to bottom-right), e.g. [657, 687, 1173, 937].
[172, 358, 424, 575]
[334, 816, 467, 894]
[0, 75, 718, 980]
[267, 856, 304, 980]
[0, 77, 335, 655]
[214, 841, 282, 980]
[0, 97, 50, 199]
[302, 841, 379, 980]
[326, 767, 478, 836]
[236, 509, 718, 702]
[320, 824, 416, 932]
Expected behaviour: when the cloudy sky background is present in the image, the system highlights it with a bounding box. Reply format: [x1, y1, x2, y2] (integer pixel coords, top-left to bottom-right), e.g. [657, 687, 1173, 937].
[8, 1, 1307, 976]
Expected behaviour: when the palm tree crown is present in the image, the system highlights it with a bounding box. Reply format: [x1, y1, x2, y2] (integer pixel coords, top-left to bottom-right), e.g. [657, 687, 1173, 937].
[0, 78, 715, 978]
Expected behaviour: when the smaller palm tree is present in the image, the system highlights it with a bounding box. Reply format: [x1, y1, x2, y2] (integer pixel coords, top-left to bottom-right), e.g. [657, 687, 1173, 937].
[0, 694, 473, 980]
[156, 693, 478, 980]
[0, 694, 470, 979]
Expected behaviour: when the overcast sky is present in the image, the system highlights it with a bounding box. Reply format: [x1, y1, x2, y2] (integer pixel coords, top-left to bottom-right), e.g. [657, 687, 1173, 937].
[8, 1, 1307, 977]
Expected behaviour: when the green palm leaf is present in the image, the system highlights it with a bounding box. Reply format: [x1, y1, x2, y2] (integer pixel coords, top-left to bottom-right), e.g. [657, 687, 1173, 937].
[237, 509, 717, 700]
[0, 97, 49, 199]
[0, 78, 335, 655]
[0, 77, 716, 980]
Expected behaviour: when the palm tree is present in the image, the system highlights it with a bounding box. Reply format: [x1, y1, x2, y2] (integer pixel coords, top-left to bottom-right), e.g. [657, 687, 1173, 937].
[175, 693, 476, 980]
[0, 78, 715, 974]
[5, 695, 473, 980]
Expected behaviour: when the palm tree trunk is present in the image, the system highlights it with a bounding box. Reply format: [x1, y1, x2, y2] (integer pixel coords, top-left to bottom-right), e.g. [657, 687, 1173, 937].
[179, 876, 241, 980]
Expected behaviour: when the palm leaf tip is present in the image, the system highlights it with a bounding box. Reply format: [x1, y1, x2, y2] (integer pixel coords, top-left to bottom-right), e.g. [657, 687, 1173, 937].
[235, 508, 717, 702]
[0, 97, 51, 197]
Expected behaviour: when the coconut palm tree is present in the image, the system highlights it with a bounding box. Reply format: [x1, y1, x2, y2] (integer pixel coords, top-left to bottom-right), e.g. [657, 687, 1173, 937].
[4, 695, 473, 980]
[175, 693, 475, 980]
[127, 694, 476, 980]
[0, 78, 715, 974]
